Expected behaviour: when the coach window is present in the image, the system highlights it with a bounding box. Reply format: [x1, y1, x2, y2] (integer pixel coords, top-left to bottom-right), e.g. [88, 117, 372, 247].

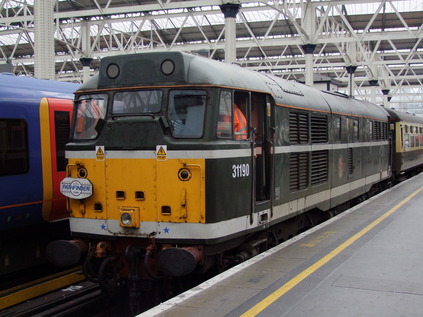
[169, 90, 206, 138]
[74, 94, 108, 140]
[410, 134, 415, 147]
[0, 119, 29, 176]
[403, 125, 409, 148]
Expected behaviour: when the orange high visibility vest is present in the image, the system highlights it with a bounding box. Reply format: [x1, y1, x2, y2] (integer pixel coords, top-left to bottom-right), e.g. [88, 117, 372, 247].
[234, 104, 247, 139]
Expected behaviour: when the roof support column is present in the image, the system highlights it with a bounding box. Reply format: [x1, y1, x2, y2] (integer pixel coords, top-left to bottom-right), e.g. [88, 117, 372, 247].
[34, 0, 55, 80]
[220, 3, 241, 64]
[368, 79, 378, 104]
[80, 58, 93, 83]
[346, 65, 357, 97]
[381, 89, 390, 108]
[301, 2, 316, 87]
[302, 44, 316, 86]
[80, 20, 92, 83]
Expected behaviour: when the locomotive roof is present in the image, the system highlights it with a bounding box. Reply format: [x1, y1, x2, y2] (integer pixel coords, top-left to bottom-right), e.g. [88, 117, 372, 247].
[82, 51, 389, 121]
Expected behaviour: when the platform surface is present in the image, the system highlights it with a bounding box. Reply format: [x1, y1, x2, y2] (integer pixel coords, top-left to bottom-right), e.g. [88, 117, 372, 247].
[141, 174, 423, 317]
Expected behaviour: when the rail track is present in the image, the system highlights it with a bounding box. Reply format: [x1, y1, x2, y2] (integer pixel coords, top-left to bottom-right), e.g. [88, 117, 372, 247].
[0, 266, 135, 317]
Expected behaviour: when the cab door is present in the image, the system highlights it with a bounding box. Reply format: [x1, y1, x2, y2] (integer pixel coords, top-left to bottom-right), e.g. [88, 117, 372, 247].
[251, 93, 274, 218]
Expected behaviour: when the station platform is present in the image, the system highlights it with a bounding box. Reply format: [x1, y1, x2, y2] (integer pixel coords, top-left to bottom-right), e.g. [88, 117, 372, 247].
[140, 173, 423, 317]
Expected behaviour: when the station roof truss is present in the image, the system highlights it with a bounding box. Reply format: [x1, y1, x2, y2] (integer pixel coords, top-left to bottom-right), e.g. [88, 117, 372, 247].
[0, 0, 422, 110]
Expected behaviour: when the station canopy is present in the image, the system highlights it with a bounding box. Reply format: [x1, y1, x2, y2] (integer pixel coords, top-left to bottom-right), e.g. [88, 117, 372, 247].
[0, 0, 422, 111]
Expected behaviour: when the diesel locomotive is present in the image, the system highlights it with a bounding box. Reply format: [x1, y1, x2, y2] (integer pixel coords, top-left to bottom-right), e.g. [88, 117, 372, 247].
[50, 52, 423, 306]
[0, 73, 78, 274]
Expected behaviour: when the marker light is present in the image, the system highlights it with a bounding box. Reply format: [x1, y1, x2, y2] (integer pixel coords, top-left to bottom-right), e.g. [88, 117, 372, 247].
[178, 168, 192, 181]
[161, 59, 175, 75]
[107, 63, 120, 79]
[78, 167, 88, 178]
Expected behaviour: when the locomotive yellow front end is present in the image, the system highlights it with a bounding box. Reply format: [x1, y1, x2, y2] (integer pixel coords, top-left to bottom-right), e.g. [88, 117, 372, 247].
[59, 86, 209, 275]
[63, 129, 206, 233]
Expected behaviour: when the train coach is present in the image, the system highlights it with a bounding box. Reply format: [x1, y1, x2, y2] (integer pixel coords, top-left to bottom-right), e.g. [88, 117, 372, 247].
[49, 51, 423, 308]
[0, 73, 78, 274]
[386, 108, 423, 178]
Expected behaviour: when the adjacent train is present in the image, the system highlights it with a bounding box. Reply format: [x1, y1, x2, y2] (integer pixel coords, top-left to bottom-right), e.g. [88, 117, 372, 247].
[0, 73, 78, 274]
[49, 51, 423, 308]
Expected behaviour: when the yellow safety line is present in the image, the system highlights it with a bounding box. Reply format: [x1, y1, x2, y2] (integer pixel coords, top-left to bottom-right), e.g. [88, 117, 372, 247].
[0, 270, 85, 310]
[241, 186, 423, 317]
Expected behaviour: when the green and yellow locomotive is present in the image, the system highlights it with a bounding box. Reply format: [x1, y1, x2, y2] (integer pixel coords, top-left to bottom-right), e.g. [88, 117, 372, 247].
[51, 51, 408, 304]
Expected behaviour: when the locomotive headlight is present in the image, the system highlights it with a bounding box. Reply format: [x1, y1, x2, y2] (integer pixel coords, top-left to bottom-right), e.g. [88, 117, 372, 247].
[121, 212, 132, 226]
[119, 207, 140, 228]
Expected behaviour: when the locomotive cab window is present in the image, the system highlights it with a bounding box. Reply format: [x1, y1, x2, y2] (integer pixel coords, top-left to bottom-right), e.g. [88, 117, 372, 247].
[74, 94, 108, 140]
[217, 90, 249, 140]
[234, 92, 248, 140]
[169, 90, 206, 138]
[217, 90, 232, 138]
[113, 90, 162, 114]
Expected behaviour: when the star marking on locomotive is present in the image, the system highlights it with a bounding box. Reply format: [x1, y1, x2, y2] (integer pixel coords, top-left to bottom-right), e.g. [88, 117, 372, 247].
[163, 227, 170, 234]
[100, 223, 107, 230]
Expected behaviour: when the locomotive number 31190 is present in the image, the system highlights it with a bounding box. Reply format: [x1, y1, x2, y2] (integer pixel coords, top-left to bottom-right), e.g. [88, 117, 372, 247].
[232, 164, 250, 178]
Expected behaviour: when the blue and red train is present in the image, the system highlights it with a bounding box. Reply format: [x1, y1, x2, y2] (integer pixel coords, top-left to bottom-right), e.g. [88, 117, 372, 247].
[0, 73, 78, 274]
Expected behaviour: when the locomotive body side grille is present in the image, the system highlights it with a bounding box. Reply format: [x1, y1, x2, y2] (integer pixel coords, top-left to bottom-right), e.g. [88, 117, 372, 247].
[289, 152, 309, 191]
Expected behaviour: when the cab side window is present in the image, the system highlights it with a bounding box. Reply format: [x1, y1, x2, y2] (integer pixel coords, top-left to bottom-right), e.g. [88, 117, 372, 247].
[234, 93, 248, 140]
[217, 90, 232, 138]
[217, 90, 248, 140]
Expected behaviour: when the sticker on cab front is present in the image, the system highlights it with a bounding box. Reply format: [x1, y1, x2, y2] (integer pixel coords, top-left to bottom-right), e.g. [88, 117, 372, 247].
[60, 177, 93, 199]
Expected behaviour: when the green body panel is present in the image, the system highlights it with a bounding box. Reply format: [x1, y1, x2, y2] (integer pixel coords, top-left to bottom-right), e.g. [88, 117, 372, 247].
[205, 156, 252, 223]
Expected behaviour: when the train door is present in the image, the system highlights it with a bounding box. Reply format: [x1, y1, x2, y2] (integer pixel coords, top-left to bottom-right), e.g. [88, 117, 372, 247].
[40, 97, 73, 221]
[250, 92, 274, 217]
